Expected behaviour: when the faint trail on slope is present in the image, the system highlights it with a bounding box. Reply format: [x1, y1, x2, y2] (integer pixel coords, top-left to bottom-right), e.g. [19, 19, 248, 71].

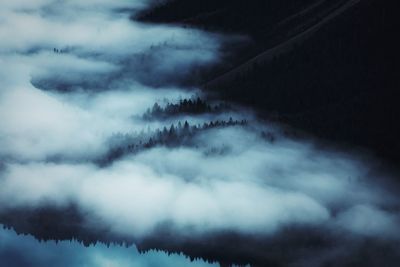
[275, 0, 327, 28]
[203, 0, 361, 90]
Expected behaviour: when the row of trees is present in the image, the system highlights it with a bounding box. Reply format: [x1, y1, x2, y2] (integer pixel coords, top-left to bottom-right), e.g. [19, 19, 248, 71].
[98, 118, 247, 166]
[142, 98, 231, 121]
[1, 222, 220, 265]
[53, 48, 67, 54]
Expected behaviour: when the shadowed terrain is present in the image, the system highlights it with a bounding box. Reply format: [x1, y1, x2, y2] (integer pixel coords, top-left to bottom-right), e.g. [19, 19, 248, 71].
[138, 0, 399, 165]
[0, 0, 399, 266]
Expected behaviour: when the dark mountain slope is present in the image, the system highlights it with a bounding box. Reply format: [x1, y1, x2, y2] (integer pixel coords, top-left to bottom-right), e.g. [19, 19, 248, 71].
[137, 0, 318, 37]
[211, 0, 398, 163]
[139, 0, 399, 164]
[136, 0, 346, 71]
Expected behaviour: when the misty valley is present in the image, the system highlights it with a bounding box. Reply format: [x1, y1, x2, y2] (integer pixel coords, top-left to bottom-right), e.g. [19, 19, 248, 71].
[0, 0, 398, 267]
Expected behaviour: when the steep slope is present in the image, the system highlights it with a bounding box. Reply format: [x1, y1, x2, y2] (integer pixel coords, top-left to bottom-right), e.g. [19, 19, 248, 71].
[139, 0, 399, 164]
[210, 0, 398, 163]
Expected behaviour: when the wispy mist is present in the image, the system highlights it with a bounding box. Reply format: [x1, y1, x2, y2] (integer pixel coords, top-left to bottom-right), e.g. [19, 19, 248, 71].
[0, 0, 399, 266]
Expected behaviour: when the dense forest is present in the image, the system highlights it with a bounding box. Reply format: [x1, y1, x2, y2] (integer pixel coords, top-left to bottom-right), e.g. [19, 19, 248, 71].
[100, 118, 249, 166]
[142, 97, 232, 120]
[98, 98, 255, 166]
[0, 204, 378, 267]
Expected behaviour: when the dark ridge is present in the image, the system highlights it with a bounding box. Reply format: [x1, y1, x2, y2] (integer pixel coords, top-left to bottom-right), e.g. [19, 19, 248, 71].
[0, 205, 115, 247]
[135, 0, 346, 86]
[142, 97, 232, 121]
[136, 0, 320, 38]
[136, 0, 399, 168]
[98, 118, 249, 166]
[202, 0, 399, 166]
[2, 206, 400, 267]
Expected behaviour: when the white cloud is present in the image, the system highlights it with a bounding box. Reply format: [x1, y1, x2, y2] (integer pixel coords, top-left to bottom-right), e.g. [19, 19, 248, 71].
[0, 0, 399, 258]
[336, 205, 400, 239]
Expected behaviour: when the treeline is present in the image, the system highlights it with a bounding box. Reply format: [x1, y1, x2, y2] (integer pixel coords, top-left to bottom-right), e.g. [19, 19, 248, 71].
[53, 48, 65, 54]
[1, 207, 342, 267]
[53, 48, 70, 54]
[0, 218, 224, 266]
[98, 118, 248, 166]
[142, 98, 231, 121]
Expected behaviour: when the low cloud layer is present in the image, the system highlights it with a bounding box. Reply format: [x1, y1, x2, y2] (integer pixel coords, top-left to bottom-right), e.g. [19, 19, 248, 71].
[1, 126, 399, 240]
[0, 0, 399, 266]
